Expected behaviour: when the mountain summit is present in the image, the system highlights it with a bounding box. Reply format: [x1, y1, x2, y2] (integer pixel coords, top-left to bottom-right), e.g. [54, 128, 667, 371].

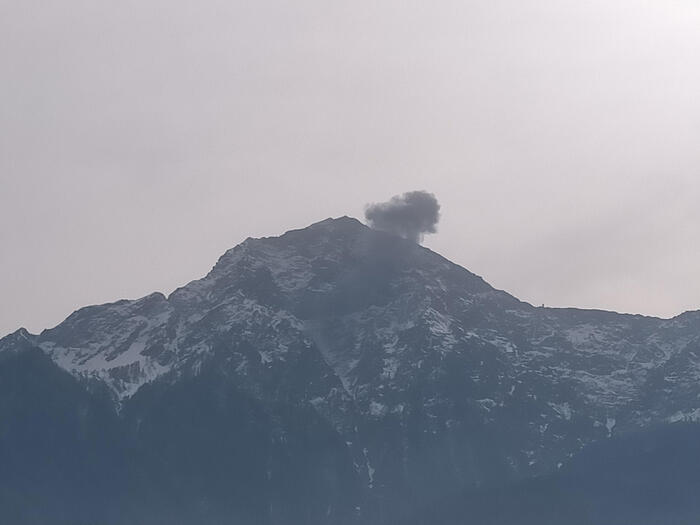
[26, 216, 495, 401]
[2, 217, 700, 524]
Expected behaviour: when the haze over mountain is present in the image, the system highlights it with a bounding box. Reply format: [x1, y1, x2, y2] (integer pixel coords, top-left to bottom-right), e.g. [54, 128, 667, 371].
[2, 217, 700, 524]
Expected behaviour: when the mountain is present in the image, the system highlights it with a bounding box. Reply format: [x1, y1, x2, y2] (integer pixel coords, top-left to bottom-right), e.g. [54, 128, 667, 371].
[2, 216, 700, 524]
[403, 421, 700, 525]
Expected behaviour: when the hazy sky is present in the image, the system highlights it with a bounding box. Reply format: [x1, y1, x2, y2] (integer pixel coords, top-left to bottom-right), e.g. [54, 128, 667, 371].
[2, 1, 700, 335]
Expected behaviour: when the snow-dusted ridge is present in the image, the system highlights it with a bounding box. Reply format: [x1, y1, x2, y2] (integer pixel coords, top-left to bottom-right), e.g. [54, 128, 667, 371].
[3, 216, 700, 478]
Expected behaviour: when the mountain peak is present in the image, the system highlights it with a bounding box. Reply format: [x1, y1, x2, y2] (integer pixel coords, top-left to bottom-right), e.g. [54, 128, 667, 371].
[272, 215, 370, 244]
[26, 214, 500, 400]
[5, 216, 700, 524]
[0, 327, 37, 356]
[2, 327, 33, 341]
[309, 215, 365, 228]
[206, 215, 491, 299]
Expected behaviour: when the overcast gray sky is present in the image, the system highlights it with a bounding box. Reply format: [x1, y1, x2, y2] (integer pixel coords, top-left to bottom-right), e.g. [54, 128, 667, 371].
[2, 0, 700, 335]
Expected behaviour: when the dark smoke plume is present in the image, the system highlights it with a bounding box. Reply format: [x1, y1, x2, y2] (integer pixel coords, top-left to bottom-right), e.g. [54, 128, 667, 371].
[364, 190, 440, 243]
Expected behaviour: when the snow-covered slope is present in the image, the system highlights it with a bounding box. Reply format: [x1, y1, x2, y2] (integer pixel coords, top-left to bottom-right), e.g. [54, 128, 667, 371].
[4, 216, 700, 515]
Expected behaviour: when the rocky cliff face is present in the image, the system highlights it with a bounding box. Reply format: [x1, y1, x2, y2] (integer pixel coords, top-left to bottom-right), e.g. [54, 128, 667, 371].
[3, 216, 700, 524]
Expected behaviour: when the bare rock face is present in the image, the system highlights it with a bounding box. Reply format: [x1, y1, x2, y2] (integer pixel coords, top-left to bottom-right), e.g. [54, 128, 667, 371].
[3, 216, 700, 524]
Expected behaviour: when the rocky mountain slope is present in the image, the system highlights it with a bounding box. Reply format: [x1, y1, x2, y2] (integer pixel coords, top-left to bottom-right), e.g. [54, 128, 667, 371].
[2, 216, 700, 524]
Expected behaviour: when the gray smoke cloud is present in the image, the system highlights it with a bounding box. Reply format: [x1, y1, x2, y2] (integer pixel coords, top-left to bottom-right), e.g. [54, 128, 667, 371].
[364, 191, 441, 243]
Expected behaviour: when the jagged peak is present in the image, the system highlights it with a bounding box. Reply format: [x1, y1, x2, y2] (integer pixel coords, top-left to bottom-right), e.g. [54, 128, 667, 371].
[208, 217, 369, 272]
[307, 215, 366, 229]
[15, 327, 31, 338]
[270, 216, 369, 242]
[0, 327, 38, 355]
[196, 215, 498, 298]
[52, 291, 169, 327]
[4, 327, 33, 340]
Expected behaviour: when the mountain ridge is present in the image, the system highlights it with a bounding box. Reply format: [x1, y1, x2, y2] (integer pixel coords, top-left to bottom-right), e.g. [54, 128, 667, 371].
[5, 216, 692, 345]
[3, 215, 700, 524]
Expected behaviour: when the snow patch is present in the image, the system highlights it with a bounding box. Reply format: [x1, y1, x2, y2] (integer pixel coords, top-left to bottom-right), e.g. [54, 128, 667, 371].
[369, 401, 388, 417]
[668, 408, 700, 423]
[549, 402, 572, 421]
[477, 398, 497, 412]
[363, 448, 375, 489]
[381, 357, 399, 380]
[605, 417, 616, 437]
